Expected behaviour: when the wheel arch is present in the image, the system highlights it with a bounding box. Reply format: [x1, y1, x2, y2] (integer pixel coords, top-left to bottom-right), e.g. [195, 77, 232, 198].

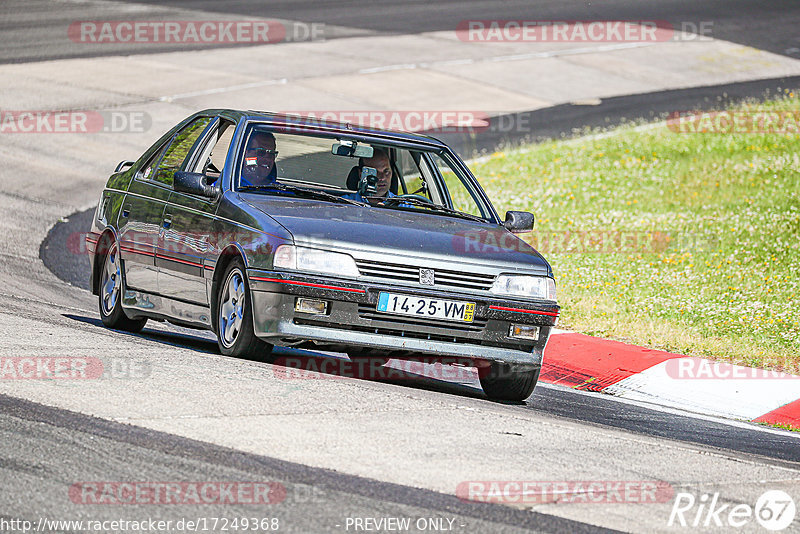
[91, 228, 118, 296]
[209, 244, 247, 334]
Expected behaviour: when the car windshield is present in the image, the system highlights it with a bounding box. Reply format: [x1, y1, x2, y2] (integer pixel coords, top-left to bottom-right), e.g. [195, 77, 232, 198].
[235, 123, 496, 222]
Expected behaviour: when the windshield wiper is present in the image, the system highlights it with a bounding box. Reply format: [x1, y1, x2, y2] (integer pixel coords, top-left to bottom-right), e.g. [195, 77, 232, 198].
[239, 183, 368, 206]
[378, 196, 487, 224]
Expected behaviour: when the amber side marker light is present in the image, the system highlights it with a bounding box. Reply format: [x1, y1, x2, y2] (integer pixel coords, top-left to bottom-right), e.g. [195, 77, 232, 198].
[509, 324, 540, 340]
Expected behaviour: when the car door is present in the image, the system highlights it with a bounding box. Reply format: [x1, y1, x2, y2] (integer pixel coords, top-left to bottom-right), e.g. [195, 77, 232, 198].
[118, 143, 170, 295]
[158, 118, 234, 309]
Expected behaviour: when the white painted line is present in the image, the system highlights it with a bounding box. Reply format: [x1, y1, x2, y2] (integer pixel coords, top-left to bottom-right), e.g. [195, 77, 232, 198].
[425, 58, 475, 67]
[155, 40, 657, 105]
[481, 42, 656, 63]
[360, 42, 657, 74]
[604, 358, 800, 421]
[487, 53, 540, 63]
[159, 78, 288, 102]
[358, 63, 418, 74]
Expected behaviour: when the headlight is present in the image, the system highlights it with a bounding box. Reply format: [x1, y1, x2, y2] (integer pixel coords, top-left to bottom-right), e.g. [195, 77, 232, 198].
[490, 275, 556, 301]
[273, 245, 359, 277]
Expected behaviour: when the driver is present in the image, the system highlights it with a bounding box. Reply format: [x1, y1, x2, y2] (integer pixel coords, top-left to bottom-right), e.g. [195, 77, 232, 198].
[241, 131, 278, 186]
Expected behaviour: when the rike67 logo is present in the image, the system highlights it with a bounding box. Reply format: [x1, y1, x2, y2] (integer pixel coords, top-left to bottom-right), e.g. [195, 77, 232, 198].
[669, 490, 796, 531]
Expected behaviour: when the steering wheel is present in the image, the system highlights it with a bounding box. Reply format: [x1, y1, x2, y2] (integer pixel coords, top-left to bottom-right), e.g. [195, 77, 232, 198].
[398, 193, 434, 204]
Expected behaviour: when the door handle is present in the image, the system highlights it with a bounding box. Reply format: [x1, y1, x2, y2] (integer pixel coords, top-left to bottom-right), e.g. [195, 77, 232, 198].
[162, 216, 172, 229]
[121, 205, 131, 218]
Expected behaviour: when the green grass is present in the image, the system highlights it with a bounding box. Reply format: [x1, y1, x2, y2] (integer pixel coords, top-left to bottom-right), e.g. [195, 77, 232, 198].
[758, 422, 800, 433]
[473, 92, 800, 373]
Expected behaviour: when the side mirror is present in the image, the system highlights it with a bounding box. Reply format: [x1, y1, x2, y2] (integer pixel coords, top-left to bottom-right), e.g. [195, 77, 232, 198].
[115, 160, 135, 173]
[504, 211, 534, 233]
[173, 171, 218, 199]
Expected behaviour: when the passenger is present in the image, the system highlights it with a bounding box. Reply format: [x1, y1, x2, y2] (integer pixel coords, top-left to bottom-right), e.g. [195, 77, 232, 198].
[241, 132, 278, 186]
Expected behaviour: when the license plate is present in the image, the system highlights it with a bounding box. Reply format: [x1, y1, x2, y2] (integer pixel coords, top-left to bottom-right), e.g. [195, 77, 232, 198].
[376, 292, 475, 323]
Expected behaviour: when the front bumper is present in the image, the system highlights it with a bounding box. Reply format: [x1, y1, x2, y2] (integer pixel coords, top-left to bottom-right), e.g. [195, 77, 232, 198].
[248, 270, 559, 368]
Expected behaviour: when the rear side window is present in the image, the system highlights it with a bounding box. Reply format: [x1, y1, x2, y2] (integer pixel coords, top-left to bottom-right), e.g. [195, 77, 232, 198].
[152, 117, 212, 186]
[137, 142, 167, 181]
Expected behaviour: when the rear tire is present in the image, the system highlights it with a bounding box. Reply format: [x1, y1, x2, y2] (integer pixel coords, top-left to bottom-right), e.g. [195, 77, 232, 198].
[98, 240, 147, 332]
[479, 362, 540, 402]
[215, 259, 273, 359]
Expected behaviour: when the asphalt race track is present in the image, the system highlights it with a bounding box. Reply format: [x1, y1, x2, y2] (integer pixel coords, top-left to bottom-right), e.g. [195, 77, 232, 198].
[0, 394, 602, 534]
[3, 1, 800, 533]
[3, 0, 800, 63]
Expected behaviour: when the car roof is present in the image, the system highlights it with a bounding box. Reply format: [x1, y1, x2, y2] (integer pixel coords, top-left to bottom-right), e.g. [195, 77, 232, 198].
[195, 108, 450, 149]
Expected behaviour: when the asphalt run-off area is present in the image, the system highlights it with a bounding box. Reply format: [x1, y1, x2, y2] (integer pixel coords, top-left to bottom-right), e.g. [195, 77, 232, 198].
[3, 1, 800, 533]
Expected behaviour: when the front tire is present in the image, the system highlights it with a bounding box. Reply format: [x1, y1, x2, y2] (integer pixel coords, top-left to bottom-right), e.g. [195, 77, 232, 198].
[98, 240, 147, 332]
[479, 362, 540, 402]
[215, 259, 272, 359]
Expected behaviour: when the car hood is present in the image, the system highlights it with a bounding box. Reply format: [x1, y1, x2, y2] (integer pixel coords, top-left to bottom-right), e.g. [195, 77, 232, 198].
[242, 196, 551, 274]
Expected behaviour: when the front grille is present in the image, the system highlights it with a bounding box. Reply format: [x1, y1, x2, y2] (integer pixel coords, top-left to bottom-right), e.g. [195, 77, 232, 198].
[357, 304, 487, 333]
[355, 259, 495, 291]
